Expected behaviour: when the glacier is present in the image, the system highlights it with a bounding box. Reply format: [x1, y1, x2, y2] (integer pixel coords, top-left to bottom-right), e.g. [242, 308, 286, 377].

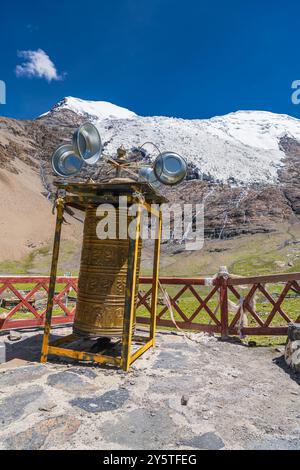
[40, 97, 300, 185]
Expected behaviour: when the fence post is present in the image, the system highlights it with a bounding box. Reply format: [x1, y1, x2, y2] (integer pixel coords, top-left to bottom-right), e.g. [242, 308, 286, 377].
[218, 266, 229, 339]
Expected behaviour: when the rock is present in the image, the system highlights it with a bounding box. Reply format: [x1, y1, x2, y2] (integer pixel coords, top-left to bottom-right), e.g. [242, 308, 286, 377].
[70, 388, 129, 413]
[274, 261, 286, 269]
[0, 343, 6, 364]
[8, 330, 22, 342]
[248, 341, 257, 347]
[68, 367, 97, 379]
[285, 339, 300, 372]
[154, 351, 189, 370]
[5, 415, 81, 450]
[150, 375, 198, 395]
[0, 365, 48, 387]
[250, 436, 300, 450]
[181, 395, 189, 406]
[0, 385, 49, 425]
[180, 432, 225, 450]
[47, 371, 96, 393]
[100, 408, 176, 450]
[38, 402, 57, 412]
[285, 323, 300, 372]
[288, 323, 300, 341]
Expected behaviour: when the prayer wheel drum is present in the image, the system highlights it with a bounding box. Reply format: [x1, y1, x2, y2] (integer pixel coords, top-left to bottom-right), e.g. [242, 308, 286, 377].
[73, 205, 142, 338]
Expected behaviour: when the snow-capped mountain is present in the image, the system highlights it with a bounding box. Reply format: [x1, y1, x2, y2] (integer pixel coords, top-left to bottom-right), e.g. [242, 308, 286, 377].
[40, 96, 137, 121]
[39, 97, 300, 185]
[94, 110, 300, 185]
[2, 96, 300, 242]
[34, 97, 300, 239]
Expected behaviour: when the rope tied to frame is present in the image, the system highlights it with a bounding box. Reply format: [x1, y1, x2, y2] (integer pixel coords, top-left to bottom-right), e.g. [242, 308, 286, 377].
[132, 190, 146, 205]
[51, 196, 69, 225]
[157, 280, 211, 345]
[51, 193, 84, 224]
[215, 266, 248, 338]
[157, 266, 250, 342]
[52, 195, 64, 214]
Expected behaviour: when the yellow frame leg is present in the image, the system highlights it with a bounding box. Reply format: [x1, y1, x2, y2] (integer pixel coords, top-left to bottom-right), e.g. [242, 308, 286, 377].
[40, 199, 162, 371]
[121, 205, 142, 371]
[150, 211, 162, 346]
[40, 200, 64, 363]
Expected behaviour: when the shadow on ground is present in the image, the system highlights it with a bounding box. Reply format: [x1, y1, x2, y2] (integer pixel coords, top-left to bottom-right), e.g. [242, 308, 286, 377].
[273, 354, 300, 386]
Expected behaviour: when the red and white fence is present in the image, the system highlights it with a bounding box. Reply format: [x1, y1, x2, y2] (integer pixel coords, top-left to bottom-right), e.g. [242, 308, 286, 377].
[1, 273, 300, 336]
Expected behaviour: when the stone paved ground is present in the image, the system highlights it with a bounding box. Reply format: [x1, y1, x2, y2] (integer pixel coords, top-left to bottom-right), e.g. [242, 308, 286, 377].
[0, 327, 299, 450]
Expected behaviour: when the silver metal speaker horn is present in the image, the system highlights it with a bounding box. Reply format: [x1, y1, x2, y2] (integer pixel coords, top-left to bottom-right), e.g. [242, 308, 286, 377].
[138, 167, 162, 190]
[72, 122, 103, 165]
[154, 151, 187, 185]
[52, 143, 84, 177]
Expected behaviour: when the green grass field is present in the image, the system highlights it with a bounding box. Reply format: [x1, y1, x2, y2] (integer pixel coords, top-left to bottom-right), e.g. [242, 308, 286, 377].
[1, 223, 300, 346]
[0, 279, 296, 346]
[136, 282, 299, 346]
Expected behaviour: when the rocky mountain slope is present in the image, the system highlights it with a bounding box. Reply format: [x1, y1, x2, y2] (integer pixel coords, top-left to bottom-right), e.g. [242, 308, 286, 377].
[38, 98, 300, 238]
[0, 113, 83, 261]
[1, 97, 300, 263]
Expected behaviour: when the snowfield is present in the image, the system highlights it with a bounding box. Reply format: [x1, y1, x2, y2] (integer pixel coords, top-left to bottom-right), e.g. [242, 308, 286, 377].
[41, 98, 300, 185]
[40, 96, 137, 121]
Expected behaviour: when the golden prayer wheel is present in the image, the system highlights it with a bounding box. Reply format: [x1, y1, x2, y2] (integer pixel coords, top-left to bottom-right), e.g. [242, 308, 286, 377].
[74, 205, 142, 338]
[41, 122, 186, 370]
[41, 180, 166, 371]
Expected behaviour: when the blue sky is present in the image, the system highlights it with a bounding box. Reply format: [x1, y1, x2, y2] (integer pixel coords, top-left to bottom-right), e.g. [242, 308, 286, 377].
[1, 0, 300, 120]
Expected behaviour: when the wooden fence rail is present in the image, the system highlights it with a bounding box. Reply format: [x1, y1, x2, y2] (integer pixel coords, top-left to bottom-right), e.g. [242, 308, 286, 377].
[0, 273, 300, 336]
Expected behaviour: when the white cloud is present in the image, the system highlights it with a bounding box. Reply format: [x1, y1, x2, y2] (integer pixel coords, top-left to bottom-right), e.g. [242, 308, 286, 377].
[15, 49, 63, 82]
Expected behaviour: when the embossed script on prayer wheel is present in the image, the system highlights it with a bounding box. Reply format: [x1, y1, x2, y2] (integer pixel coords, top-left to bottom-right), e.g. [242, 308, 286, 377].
[41, 180, 167, 371]
[73, 206, 142, 338]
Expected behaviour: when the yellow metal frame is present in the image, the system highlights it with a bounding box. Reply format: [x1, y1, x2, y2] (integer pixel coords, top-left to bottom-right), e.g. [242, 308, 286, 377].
[40, 197, 162, 372]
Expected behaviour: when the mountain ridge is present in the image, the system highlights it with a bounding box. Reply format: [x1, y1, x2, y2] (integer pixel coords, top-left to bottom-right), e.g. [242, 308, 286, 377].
[39, 96, 137, 121]
[37, 97, 300, 185]
[1, 96, 300, 261]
